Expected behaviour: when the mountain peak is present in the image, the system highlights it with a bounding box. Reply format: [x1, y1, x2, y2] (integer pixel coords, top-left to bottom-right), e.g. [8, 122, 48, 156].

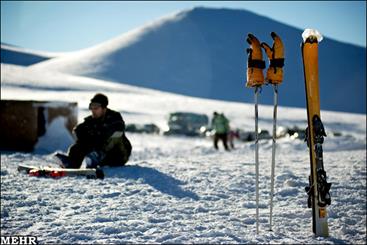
[26, 7, 366, 113]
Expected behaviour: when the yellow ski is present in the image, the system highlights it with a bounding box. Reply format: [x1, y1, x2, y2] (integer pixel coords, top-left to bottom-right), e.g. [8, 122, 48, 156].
[301, 29, 331, 237]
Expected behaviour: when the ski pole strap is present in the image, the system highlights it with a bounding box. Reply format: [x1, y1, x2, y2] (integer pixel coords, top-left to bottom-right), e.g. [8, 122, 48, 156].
[269, 58, 285, 68]
[248, 59, 266, 69]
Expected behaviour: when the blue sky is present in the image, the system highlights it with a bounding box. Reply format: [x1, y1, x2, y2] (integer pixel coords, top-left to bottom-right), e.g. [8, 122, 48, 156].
[1, 1, 366, 52]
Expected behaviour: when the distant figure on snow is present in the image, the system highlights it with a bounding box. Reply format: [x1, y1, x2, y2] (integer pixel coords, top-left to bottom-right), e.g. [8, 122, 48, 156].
[55, 93, 132, 168]
[228, 129, 240, 149]
[211, 112, 230, 151]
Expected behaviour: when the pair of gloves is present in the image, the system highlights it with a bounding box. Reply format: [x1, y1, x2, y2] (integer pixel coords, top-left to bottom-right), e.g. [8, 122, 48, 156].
[246, 32, 285, 87]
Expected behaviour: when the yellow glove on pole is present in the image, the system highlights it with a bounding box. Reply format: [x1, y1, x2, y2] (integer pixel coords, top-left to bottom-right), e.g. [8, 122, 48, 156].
[261, 32, 284, 85]
[246, 33, 265, 87]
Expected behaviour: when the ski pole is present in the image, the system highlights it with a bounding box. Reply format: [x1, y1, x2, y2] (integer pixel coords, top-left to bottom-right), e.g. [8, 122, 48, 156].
[269, 84, 278, 231]
[245, 33, 266, 234]
[261, 32, 284, 231]
[254, 86, 260, 234]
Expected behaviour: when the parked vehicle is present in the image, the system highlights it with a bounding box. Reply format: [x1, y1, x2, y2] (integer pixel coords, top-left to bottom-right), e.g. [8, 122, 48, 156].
[126, 123, 160, 134]
[164, 112, 209, 136]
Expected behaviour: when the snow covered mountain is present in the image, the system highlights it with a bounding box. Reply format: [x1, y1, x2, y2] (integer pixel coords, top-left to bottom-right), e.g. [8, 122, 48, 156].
[0, 43, 62, 66]
[28, 7, 366, 114]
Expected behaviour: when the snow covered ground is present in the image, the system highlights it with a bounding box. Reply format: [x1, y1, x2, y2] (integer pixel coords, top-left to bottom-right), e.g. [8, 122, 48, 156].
[1, 63, 366, 244]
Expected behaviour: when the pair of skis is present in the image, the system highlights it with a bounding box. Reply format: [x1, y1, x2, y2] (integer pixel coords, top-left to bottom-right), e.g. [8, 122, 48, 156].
[18, 164, 105, 179]
[17, 152, 105, 179]
[245, 32, 284, 234]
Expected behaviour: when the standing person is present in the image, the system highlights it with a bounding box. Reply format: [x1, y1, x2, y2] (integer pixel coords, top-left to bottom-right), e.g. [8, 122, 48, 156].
[55, 93, 132, 168]
[228, 129, 240, 149]
[211, 112, 230, 151]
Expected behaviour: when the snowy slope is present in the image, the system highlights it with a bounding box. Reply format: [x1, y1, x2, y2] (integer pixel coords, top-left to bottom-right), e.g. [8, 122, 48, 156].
[1, 62, 366, 244]
[0, 43, 64, 66]
[28, 7, 366, 113]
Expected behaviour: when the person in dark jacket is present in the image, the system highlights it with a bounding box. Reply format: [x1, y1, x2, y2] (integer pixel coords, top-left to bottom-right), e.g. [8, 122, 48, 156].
[55, 93, 132, 168]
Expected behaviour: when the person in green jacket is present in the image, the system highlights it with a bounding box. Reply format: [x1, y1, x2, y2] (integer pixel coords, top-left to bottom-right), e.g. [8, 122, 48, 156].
[211, 112, 230, 151]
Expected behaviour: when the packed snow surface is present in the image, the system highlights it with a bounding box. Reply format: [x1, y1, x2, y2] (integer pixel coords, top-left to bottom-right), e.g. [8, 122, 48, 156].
[1, 63, 366, 244]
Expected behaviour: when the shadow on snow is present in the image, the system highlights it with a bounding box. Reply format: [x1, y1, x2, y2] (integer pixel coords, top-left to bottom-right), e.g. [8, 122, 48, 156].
[104, 165, 199, 201]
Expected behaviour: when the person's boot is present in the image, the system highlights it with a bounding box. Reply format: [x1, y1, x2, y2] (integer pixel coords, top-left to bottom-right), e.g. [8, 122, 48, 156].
[54, 152, 72, 168]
